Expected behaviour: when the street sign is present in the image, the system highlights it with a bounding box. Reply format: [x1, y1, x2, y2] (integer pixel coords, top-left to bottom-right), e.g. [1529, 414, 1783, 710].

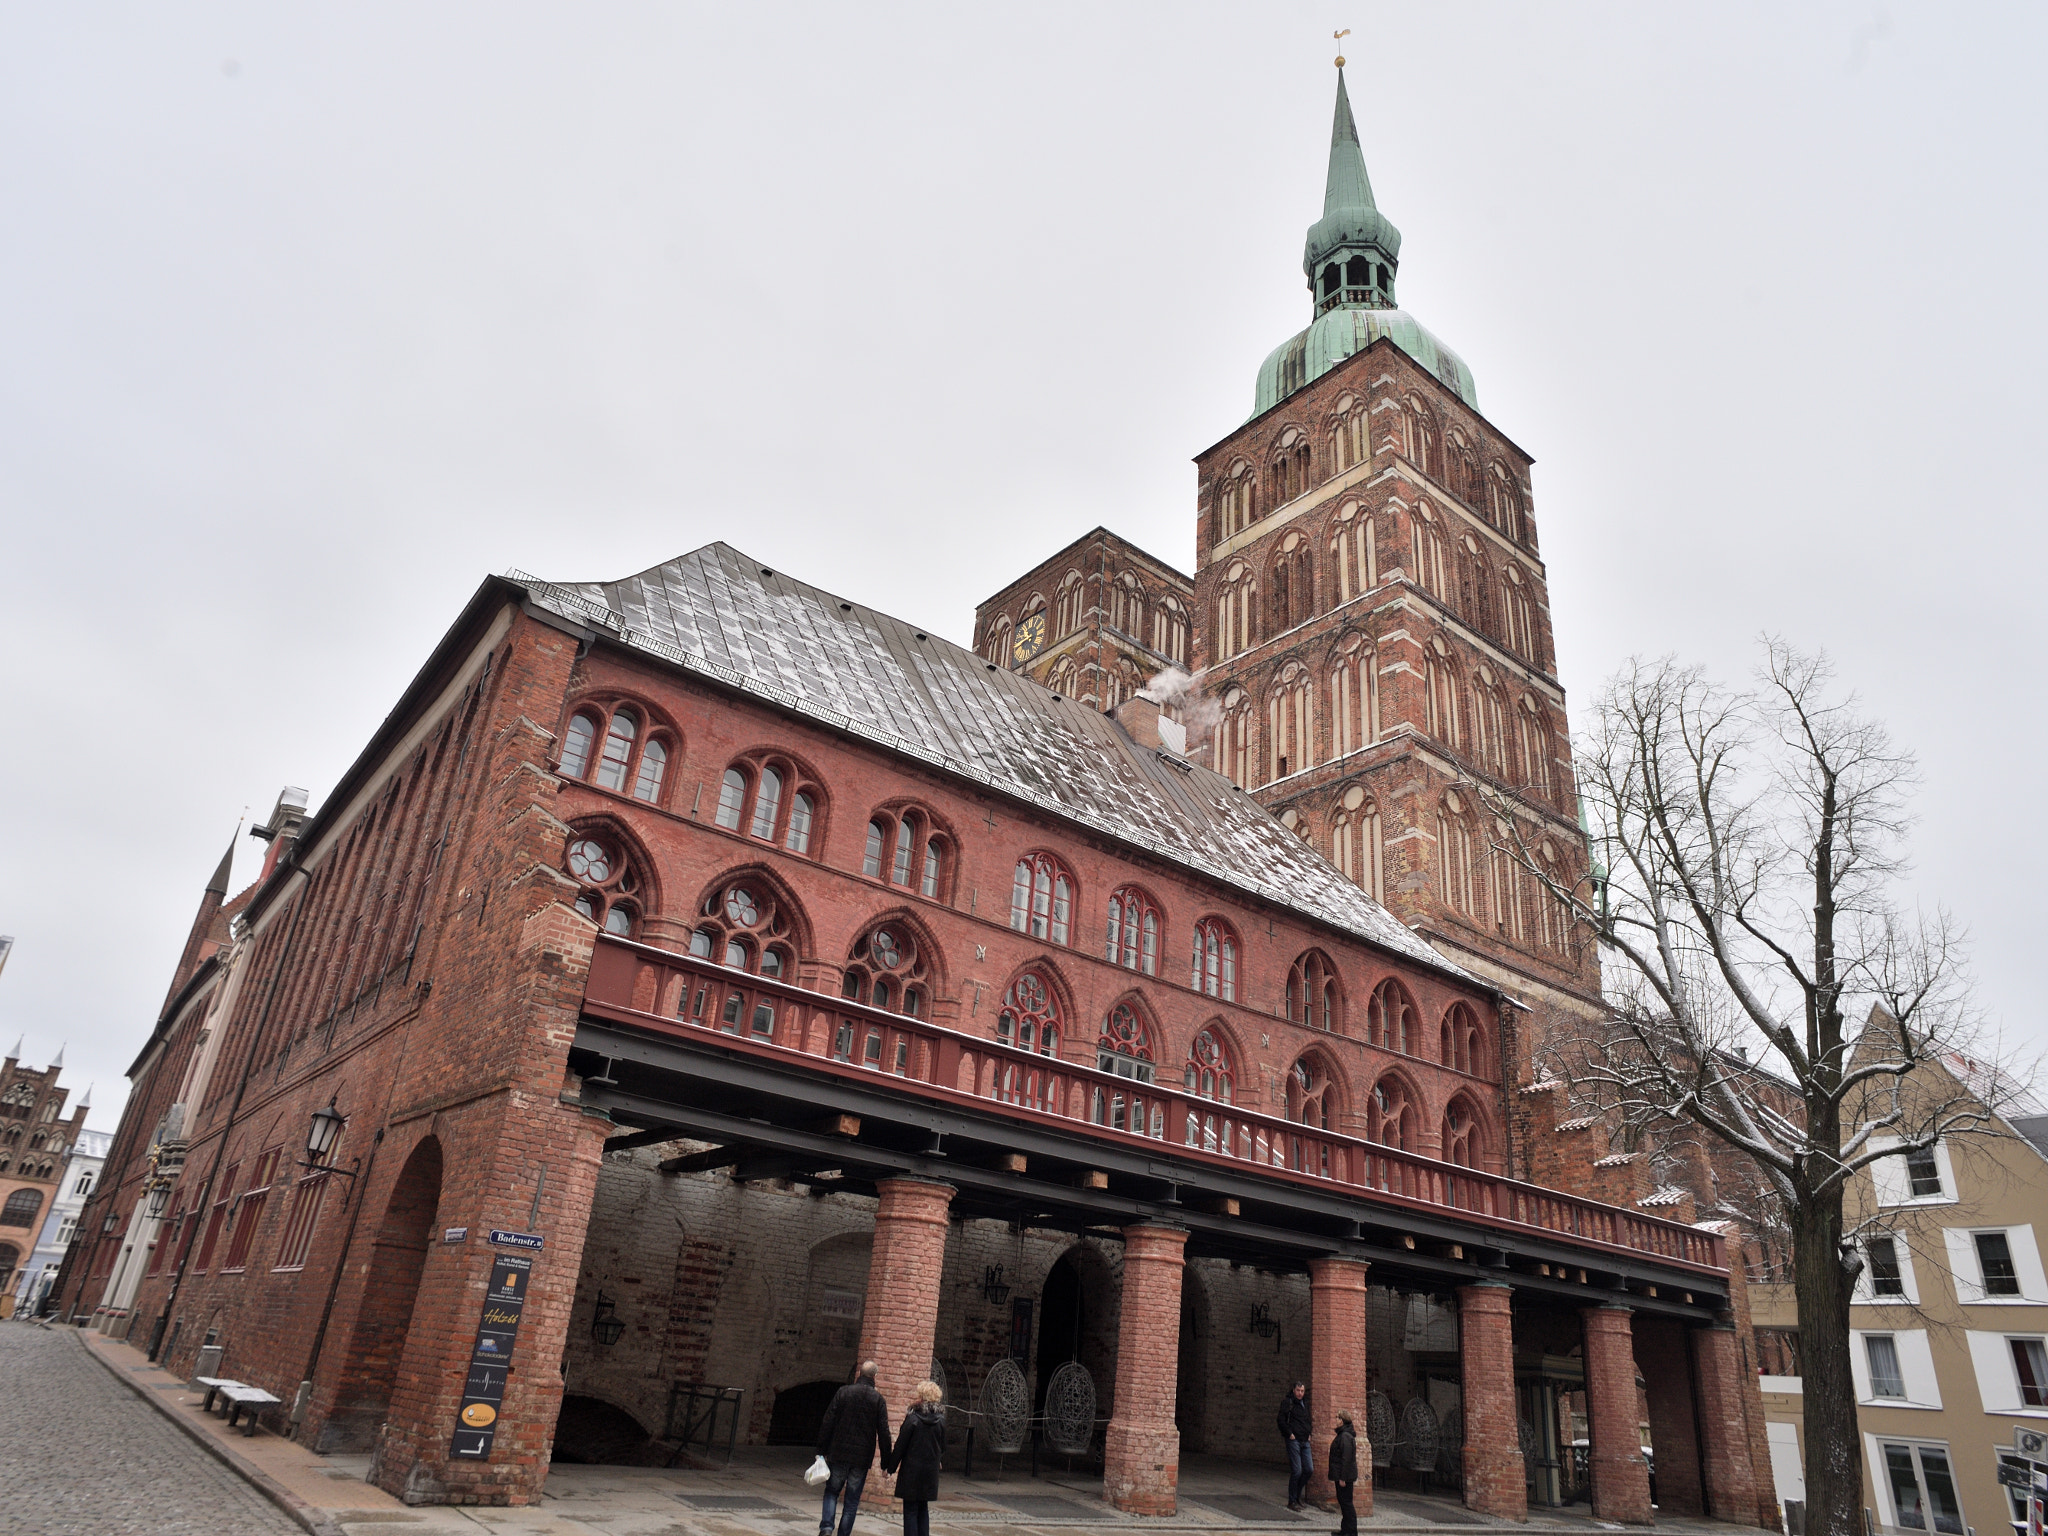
[489, 1229, 543, 1250]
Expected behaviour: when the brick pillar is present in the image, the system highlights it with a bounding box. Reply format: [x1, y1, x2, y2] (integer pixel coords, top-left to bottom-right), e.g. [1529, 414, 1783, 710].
[1103, 1224, 1189, 1516]
[1306, 1257, 1371, 1515]
[855, 1177, 955, 1492]
[1583, 1304, 1653, 1524]
[1693, 1320, 1761, 1521]
[1458, 1282, 1527, 1522]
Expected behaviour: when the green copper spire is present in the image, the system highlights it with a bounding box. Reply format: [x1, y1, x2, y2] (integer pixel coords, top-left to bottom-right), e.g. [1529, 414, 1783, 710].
[1303, 67, 1401, 315]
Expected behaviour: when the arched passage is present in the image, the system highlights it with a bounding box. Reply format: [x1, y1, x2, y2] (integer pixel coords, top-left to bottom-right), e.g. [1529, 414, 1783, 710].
[1175, 1264, 1210, 1454]
[1035, 1244, 1116, 1442]
[322, 1137, 443, 1452]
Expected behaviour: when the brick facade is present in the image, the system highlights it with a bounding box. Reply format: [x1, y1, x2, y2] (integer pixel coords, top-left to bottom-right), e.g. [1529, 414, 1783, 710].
[1101, 1223, 1188, 1515]
[1306, 1256, 1370, 1513]
[1457, 1282, 1526, 1520]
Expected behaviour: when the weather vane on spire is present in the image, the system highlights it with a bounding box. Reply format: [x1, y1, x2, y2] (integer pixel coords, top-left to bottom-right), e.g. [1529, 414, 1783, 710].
[1333, 28, 1350, 68]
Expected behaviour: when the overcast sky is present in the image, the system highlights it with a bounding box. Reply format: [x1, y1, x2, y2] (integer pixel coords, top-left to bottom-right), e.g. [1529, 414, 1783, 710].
[4, 3, 2042, 1132]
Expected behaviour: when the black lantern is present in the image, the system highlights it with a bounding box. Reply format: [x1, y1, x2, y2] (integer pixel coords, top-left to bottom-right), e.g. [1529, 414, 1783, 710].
[145, 1181, 172, 1219]
[979, 1265, 1011, 1306]
[1247, 1302, 1278, 1339]
[101, 1209, 118, 1235]
[305, 1099, 346, 1164]
[591, 1291, 625, 1347]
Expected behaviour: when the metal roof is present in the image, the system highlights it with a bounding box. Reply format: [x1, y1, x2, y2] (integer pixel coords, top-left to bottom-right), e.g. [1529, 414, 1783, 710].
[508, 544, 1473, 986]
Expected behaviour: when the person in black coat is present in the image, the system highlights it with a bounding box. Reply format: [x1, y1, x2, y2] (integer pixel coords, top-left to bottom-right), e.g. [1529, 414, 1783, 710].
[1329, 1408, 1361, 1536]
[1278, 1382, 1313, 1509]
[815, 1361, 892, 1536]
[884, 1380, 947, 1536]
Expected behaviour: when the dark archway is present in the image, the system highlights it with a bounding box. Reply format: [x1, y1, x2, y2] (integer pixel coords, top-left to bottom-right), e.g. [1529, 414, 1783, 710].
[320, 1137, 443, 1453]
[551, 1394, 654, 1464]
[1175, 1265, 1209, 1454]
[768, 1380, 844, 1446]
[1034, 1245, 1116, 1449]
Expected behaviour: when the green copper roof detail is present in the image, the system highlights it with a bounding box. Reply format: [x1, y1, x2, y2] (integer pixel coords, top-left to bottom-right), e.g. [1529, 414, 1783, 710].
[1255, 307, 1478, 417]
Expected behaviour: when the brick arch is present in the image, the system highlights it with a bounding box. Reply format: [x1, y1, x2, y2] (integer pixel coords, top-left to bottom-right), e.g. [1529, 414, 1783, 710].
[843, 904, 950, 999]
[1096, 990, 1162, 1066]
[1439, 999, 1491, 1078]
[1365, 1063, 1427, 1151]
[1286, 947, 1345, 1034]
[994, 957, 1076, 1046]
[566, 811, 664, 919]
[1180, 1016, 1250, 1109]
[1364, 975, 1421, 1056]
[688, 863, 814, 961]
[557, 689, 684, 759]
[322, 1135, 443, 1454]
[1283, 1043, 1349, 1129]
[1440, 1087, 1495, 1171]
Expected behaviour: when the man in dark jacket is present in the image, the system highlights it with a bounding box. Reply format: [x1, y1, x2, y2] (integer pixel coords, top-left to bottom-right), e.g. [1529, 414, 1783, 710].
[1329, 1407, 1360, 1536]
[816, 1361, 892, 1536]
[1278, 1382, 1313, 1509]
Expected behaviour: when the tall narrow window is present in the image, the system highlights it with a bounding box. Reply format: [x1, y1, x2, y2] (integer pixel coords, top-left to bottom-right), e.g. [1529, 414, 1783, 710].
[921, 839, 942, 899]
[1865, 1335, 1906, 1399]
[1868, 1236, 1905, 1297]
[560, 714, 598, 778]
[594, 710, 638, 791]
[1288, 951, 1339, 1031]
[892, 818, 916, 886]
[714, 769, 747, 830]
[633, 739, 667, 802]
[1882, 1442, 1964, 1534]
[1904, 1144, 1944, 1198]
[1190, 918, 1237, 1001]
[1011, 854, 1071, 945]
[863, 820, 887, 879]
[2012, 1339, 2048, 1408]
[1105, 888, 1160, 974]
[785, 793, 814, 854]
[1368, 979, 1413, 1054]
[741, 767, 779, 838]
[1977, 1232, 2022, 1296]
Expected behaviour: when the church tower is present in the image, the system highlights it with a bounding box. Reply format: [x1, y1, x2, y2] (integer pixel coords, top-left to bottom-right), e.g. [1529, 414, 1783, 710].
[1190, 66, 1602, 1060]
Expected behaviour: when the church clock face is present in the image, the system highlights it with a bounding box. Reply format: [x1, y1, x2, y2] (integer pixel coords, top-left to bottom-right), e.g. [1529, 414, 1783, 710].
[1011, 612, 1047, 664]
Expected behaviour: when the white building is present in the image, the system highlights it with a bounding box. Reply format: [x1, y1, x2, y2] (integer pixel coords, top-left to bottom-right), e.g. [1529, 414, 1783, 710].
[14, 1124, 108, 1317]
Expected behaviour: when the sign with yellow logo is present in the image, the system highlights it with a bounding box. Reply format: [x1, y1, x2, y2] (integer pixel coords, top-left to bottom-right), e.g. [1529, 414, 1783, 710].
[451, 1251, 533, 1461]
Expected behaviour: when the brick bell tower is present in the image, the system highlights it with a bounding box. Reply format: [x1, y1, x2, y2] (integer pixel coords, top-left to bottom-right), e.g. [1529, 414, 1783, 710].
[1189, 63, 1603, 1083]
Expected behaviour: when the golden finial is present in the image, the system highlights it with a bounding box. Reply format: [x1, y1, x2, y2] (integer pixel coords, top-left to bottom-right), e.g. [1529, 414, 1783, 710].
[1334, 28, 1350, 68]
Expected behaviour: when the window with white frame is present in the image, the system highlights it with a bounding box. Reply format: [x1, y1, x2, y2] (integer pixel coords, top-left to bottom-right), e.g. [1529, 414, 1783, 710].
[1965, 1331, 2048, 1414]
[1858, 1234, 1921, 1305]
[1852, 1329, 1942, 1407]
[1869, 1137, 1958, 1207]
[1873, 1439, 1965, 1534]
[1944, 1226, 2048, 1304]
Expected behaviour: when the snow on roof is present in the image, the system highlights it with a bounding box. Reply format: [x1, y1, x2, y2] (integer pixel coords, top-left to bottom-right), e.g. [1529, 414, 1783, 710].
[509, 544, 1470, 984]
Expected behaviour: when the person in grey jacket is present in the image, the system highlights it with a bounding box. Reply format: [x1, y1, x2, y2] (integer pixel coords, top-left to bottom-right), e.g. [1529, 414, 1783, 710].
[815, 1361, 892, 1536]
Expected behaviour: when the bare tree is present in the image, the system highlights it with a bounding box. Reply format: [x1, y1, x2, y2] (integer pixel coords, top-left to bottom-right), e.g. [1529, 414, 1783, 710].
[1480, 640, 2002, 1536]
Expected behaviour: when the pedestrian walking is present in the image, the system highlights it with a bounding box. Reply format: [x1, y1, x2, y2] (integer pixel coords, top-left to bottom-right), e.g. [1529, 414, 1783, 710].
[1277, 1380, 1313, 1509]
[815, 1360, 893, 1536]
[1329, 1407, 1360, 1536]
[885, 1379, 947, 1536]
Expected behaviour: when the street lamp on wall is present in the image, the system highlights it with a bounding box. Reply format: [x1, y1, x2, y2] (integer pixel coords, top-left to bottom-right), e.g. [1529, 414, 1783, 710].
[145, 1181, 172, 1220]
[592, 1291, 625, 1347]
[305, 1100, 347, 1165]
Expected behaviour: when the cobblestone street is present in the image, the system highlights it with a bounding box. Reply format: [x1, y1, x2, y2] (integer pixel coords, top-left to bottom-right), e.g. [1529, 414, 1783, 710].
[0, 1323, 299, 1536]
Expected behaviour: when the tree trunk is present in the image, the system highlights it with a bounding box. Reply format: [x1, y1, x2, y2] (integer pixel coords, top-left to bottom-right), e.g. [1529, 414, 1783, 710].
[1794, 1184, 1864, 1536]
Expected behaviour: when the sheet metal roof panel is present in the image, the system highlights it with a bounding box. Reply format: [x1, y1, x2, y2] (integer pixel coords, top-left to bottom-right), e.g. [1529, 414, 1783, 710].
[509, 544, 1471, 985]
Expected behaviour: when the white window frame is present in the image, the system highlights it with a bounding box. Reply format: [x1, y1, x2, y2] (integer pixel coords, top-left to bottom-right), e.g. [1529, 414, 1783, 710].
[1856, 1232, 1924, 1306]
[1852, 1329, 1944, 1408]
[1965, 1331, 2048, 1416]
[1865, 1433, 1969, 1536]
[1945, 1226, 2048, 1305]
[1868, 1136, 1958, 1207]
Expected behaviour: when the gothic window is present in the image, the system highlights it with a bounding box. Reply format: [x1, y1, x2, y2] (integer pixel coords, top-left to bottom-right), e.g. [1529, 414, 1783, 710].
[1268, 662, 1314, 781]
[1441, 1002, 1486, 1075]
[1330, 395, 1369, 474]
[1519, 695, 1555, 798]
[1185, 1028, 1235, 1102]
[1272, 426, 1312, 504]
[1270, 531, 1313, 635]
[1218, 461, 1259, 539]
[1501, 565, 1536, 660]
[751, 767, 784, 838]
[1441, 1095, 1483, 1167]
[1152, 595, 1189, 664]
[0, 1190, 40, 1228]
[1367, 977, 1415, 1054]
[1438, 789, 1476, 917]
[1489, 462, 1525, 543]
[1330, 785, 1383, 902]
[1054, 570, 1086, 638]
[1407, 399, 1439, 481]
[863, 819, 886, 877]
[1288, 950, 1341, 1032]
[1104, 886, 1161, 975]
[1097, 1004, 1156, 1081]
[786, 790, 816, 854]
[1472, 666, 1509, 778]
[1213, 685, 1252, 786]
[1424, 638, 1461, 748]
[1369, 1076, 1414, 1149]
[1447, 431, 1480, 505]
[1110, 572, 1145, 639]
[1457, 535, 1497, 640]
[1533, 840, 1571, 954]
[558, 702, 675, 805]
[717, 769, 748, 829]
[1287, 1054, 1336, 1129]
[984, 616, 1012, 664]
[566, 831, 643, 937]
[721, 755, 822, 853]
[1010, 852, 1073, 945]
[1046, 655, 1079, 698]
[1215, 561, 1257, 661]
[1329, 633, 1376, 758]
[1190, 917, 1239, 1001]
[842, 923, 930, 1018]
[995, 970, 1062, 1055]
[1411, 503, 1449, 599]
[687, 880, 795, 990]
[1330, 502, 1376, 604]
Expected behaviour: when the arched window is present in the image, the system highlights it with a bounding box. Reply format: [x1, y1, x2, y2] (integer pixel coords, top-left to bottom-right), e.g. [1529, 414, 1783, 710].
[1447, 431, 1480, 507]
[686, 881, 796, 996]
[1411, 504, 1449, 599]
[1212, 686, 1252, 786]
[566, 831, 645, 938]
[1214, 561, 1257, 661]
[1519, 695, 1555, 798]
[863, 819, 887, 878]
[1424, 638, 1461, 748]
[1218, 461, 1259, 539]
[1185, 1028, 1235, 1102]
[842, 923, 930, 1018]
[1472, 666, 1509, 778]
[1501, 565, 1536, 660]
[1457, 535, 1497, 641]
[1010, 853, 1072, 945]
[750, 767, 784, 839]
[786, 791, 816, 854]
[1441, 1096, 1483, 1168]
[718, 756, 821, 853]
[1269, 531, 1313, 637]
[1054, 571, 1086, 638]
[1046, 655, 1079, 698]
[1369, 1076, 1414, 1149]
[995, 970, 1061, 1055]
[1190, 917, 1238, 1001]
[1104, 887, 1160, 975]
[1110, 572, 1145, 639]
[1288, 950, 1340, 1031]
[1438, 789, 1476, 917]
[559, 702, 675, 804]
[1328, 633, 1376, 759]
[715, 768, 748, 829]
[1330, 394, 1369, 475]
[1441, 1003, 1486, 1076]
[1286, 1055, 1336, 1129]
[892, 815, 917, 886]
[1096, 1004, 1155, 1081]
[1367, 978, 1414, 1054]
[1330, 502, 1376, 605]
[0, 1190, 41, 1228]
[862, 810, 949, 898]
[1406, 399, 1439, 481]
[984, 616, 1012, 665]
[1533, 839, 1571, 954]
[1152, 595, 1189, 665]
[1330, 785, 1383, 903]
[1489, 462, 1525, 543]
[1268, 662, 1314, 781]
[1272, 425, 1312, 506]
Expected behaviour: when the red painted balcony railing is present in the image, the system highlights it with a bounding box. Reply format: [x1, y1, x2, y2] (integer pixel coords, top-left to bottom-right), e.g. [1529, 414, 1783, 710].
[581, 936, 1727, 1276]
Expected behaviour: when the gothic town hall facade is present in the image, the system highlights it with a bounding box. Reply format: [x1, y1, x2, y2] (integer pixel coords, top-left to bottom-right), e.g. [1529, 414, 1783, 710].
[66, 70, 1779, 1526]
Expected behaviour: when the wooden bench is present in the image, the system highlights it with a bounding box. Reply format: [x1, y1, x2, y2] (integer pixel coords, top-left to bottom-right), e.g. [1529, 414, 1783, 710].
[193, 1376, 282, 1435]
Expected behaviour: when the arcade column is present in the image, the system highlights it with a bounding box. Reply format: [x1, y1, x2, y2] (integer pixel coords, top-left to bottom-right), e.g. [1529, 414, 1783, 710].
[856, 1177, 955, 1489]
[1102, 1224, 1189, 1516]
[1693, 1319, 1761, 1521]
[1458, 1281, 1527, 1521]
[1583, 1303, 1654, 1523]
[1307, 1256, 1371, 1515]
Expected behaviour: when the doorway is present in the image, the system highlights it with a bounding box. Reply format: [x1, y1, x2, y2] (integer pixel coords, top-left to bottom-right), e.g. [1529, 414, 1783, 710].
[320, 1137, 442, 1453]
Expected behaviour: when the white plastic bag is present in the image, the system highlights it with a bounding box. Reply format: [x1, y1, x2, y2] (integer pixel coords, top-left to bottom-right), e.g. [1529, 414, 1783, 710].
[804, 1456, 831, 1487]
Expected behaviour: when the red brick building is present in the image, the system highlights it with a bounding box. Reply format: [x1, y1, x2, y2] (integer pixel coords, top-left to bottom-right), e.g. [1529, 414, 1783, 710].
[68, 66, 1777, 1527]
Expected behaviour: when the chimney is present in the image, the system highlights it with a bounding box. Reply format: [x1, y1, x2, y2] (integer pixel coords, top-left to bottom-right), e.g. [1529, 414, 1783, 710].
[1112, 694, 1184, 755]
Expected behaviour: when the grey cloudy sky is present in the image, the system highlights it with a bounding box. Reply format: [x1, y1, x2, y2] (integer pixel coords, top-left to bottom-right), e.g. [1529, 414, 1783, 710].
[4, 3, 2042, 1130]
